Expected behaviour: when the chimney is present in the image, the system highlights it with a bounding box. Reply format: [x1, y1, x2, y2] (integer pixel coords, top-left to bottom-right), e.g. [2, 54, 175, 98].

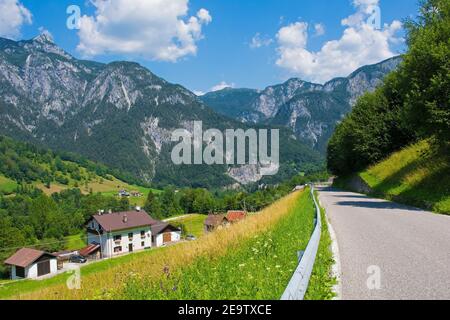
[136, 206, 141, 212]
[108, 209, 112, 214]
[123, 214, 128, 223]
[98, 210, 102, 216]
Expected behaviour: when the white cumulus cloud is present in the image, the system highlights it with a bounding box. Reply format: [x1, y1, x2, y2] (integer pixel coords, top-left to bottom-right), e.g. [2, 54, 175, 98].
[275, 0, 402, 83]
[0, 0, 32, 39]
[77, 0, 212, 62]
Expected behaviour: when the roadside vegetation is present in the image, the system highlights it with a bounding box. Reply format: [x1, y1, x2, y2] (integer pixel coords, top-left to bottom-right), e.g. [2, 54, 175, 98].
[120, 190, 315, 300]
[4, 190, 312, 300]
[327, 0, 449, 212]
[305, 191, 336, 300]
[357, 140, 449, 214]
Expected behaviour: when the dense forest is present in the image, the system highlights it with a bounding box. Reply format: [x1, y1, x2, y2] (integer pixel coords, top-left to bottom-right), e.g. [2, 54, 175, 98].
[0, 135, 146, 190]
[327, 0, 449, 176]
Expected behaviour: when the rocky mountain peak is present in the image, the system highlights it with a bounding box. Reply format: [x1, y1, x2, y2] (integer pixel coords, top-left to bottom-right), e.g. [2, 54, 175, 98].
[32, 31, 54, 44]
[201, 56, 403, 154]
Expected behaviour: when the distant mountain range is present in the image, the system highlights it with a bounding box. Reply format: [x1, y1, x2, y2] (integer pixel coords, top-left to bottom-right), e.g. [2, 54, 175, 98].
[0, 34, 323, 188]
[201, 56, 402, 153]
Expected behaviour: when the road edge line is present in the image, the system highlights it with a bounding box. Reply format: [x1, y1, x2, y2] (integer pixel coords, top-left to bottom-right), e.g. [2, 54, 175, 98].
[317, 191, 343, 300]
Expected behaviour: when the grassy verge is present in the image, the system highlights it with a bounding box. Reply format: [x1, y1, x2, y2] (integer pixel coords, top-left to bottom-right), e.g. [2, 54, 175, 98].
[119, 190, 315, 300]
[6, 190, 308, 300]
[304, 191, 336, 300]
[335, 140, 449, 215]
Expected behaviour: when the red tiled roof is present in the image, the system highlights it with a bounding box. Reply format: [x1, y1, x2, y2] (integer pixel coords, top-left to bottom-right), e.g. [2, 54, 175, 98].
[92, 210, 158, 232]
[226, 211, 247, 222]
[5, 248, 55, 268]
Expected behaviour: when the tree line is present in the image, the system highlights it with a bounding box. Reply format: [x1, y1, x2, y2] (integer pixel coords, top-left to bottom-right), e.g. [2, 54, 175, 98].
[144, 171, 330, 219]
[0, 135, 147, 190]
[327, 0, 449, 176]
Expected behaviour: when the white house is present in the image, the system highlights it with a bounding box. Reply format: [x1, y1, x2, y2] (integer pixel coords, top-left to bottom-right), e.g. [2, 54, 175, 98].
[151, 223, 182, 247]
[86, 210, 181, 258]
[5, 248, 58, 280]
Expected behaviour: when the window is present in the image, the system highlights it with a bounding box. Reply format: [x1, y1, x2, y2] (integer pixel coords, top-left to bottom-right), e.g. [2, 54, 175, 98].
[141, 241, 145, 247]
[128, 233, 134, 241]
[141, 230, 146, 239]
[113, 235, 122, 242]
[114, 246, 122, 253]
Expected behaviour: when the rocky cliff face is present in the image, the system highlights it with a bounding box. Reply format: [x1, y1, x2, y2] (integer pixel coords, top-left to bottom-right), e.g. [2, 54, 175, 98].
[0, 34, 322, 187]
[201, 56, 402, 153]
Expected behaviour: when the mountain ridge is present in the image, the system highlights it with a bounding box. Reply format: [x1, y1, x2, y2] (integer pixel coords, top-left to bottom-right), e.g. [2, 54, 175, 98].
[201, 56, 402, 153]
[0, 35, 323, 188]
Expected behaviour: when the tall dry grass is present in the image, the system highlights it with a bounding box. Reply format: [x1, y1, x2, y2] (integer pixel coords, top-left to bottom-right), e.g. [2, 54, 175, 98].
[20, 191, 303, 300]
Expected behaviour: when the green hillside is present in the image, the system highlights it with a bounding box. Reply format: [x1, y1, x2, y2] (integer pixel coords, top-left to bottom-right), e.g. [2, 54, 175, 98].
[0, 135, 156, 205]
[359, 141, 449, 214]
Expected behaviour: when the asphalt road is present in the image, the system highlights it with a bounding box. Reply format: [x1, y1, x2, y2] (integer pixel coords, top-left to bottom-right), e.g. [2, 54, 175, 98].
[317, 187, 450, 300]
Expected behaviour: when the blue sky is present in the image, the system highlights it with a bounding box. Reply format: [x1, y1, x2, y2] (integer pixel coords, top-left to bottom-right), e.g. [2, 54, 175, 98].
[3, 0, 418, 93]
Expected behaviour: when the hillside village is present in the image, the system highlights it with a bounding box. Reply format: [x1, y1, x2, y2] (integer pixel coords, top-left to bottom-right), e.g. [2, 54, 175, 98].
[4, 207, 251, 280]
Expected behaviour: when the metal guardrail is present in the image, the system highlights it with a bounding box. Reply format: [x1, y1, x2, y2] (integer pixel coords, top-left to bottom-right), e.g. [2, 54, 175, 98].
[281, 185, 322, 300]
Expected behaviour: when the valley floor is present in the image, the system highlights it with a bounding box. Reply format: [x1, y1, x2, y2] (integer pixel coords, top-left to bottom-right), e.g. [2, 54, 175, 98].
[0, 190, 333, 300]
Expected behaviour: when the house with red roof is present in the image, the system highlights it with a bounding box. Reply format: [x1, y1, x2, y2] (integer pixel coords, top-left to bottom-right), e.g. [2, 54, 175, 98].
[86, 209, 181, 258]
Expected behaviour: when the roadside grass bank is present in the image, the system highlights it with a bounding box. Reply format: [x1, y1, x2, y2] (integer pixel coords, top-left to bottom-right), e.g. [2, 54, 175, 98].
[10, 190, 305, 300]
[118, 190, 315, 299]
[304, 191, 336, 300]
[334, 140, 450, 215]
